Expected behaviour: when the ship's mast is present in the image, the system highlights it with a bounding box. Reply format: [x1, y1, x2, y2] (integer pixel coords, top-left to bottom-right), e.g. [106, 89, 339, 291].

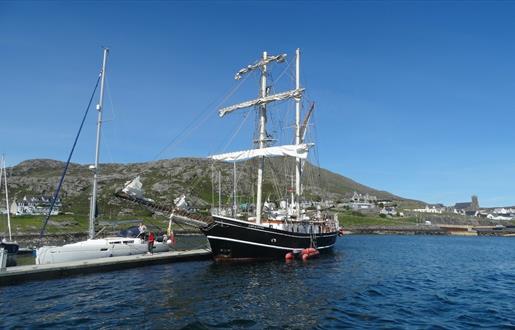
[88, 48, 108, 240]
[295, 48, 302, 220]
[2, 156, 12, 241]
[255, 51, 268, 224]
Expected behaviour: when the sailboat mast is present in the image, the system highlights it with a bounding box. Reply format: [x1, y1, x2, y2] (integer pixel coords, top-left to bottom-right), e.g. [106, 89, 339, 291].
[255, 51, 268, 225]
[89, 48, 109, 240]
[2, 157, 12, 241]
[295, 48, 302, 220]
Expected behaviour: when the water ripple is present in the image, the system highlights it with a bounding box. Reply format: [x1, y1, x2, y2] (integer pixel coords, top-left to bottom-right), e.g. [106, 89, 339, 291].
[2, 235, 515, 329]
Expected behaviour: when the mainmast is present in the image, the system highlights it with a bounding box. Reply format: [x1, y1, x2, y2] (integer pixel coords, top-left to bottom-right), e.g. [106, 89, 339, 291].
[255, 51, 268, 224]
[295, 48, 302, 220]
[88, 48, 109, 239]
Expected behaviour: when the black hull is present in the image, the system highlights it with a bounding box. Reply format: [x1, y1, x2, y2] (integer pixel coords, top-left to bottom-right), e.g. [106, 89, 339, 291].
[200, 216, 338, 260]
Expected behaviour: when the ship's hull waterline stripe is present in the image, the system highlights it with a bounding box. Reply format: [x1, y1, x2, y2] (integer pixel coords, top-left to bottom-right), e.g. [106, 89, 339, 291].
[206, 235, 334, 251]
[212, 217, 337, 239]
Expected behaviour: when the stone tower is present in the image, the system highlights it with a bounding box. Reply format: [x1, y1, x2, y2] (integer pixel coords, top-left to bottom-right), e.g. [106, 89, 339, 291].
[471, 195, 479, 211]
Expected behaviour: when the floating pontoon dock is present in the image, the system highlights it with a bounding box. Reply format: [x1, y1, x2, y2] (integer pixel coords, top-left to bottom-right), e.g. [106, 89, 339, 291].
[0, 248, 212, 286]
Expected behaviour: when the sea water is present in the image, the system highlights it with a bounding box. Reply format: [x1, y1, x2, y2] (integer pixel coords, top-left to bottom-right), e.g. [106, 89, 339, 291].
[1, 235, 515, 329]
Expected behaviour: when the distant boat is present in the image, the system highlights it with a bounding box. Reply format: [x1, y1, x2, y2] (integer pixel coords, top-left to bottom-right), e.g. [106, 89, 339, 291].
[0, 155, 19, 265]
[36, 49, 171, 265]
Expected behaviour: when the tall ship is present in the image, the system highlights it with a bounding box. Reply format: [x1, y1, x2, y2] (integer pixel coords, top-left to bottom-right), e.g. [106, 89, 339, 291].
[200, 49, 338, 260]
[117, 49, 340, 260]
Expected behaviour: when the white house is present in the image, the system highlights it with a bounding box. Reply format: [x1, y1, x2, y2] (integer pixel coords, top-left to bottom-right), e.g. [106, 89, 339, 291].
[412, 205, 444, 214]
[10, 195, 61, 216]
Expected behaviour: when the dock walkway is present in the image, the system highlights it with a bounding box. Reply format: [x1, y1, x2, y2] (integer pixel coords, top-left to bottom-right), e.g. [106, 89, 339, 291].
[0, 248, 212, 286]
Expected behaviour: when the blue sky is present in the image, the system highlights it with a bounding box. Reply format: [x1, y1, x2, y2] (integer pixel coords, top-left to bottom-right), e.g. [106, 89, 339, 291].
[1, 1, 515, 207]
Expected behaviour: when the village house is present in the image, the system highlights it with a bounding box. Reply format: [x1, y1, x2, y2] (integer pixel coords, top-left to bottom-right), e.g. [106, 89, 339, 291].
[347, 191, 377, 210]
[412, 205, 445, 214]
[10, 195, 61, 216]
[380, 206, 401, 216]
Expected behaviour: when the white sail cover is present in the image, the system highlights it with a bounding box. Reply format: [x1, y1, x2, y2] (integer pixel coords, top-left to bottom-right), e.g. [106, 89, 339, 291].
[219, 88, 305, 117]
[122, 176, 144, 198]
[235, 53, 287, 80]
[174, 194, 189, 210]
[210, 144, 312, 162]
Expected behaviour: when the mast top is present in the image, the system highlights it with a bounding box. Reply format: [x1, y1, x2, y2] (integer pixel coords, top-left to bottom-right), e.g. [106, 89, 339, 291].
[99, 48, 109, 76]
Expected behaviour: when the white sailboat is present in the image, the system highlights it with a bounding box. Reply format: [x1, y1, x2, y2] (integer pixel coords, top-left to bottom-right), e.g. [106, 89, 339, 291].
[0, 155, 19, 262]
[36, 49, 171, 265]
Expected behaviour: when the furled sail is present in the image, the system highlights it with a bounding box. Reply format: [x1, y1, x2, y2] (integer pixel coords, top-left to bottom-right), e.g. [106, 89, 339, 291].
[234, 53, 287, 80]
[210, 143, 313, 162]
[122, 176, 144, 199]
[218, 88, 305, 117]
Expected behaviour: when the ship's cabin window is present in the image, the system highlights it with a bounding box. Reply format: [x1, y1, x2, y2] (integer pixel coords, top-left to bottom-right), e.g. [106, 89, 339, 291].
[123, 240, 134, 244]
[110, 241, 121, 244]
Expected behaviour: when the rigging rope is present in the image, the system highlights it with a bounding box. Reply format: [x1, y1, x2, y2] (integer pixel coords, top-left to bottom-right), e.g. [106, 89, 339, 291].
[160, 72, 256, 207]
[39, 75, 101, 243]
[219, 110, 252, 153]
[275, 58, 294, 84]
[102, 76, 119, 165]
[124, 72, 254, 205]
[266, 158, 286, 202]
[152, 71, 252, 162]
[311, 110, 325, 197]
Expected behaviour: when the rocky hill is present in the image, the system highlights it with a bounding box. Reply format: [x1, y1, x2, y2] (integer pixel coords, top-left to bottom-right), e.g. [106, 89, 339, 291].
[2, 158, 421, 218]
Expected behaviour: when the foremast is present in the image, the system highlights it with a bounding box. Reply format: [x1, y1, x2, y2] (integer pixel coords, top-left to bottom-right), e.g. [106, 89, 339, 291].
[294, 48, 302, 221]
[88, 48, 108, 239]
[256, 51, 267, 225]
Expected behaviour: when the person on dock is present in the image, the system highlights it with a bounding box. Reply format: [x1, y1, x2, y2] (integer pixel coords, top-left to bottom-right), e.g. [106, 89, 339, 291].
[138, 222, 147, 239]
[147, 231, 155, 254]
[157, 228, 164, 242]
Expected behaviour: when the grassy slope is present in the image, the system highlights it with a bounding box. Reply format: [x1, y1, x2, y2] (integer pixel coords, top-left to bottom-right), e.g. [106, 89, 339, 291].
[1, 214, 175, 236]
[338, 212, 418, 227]
[4, 212, 418, 236]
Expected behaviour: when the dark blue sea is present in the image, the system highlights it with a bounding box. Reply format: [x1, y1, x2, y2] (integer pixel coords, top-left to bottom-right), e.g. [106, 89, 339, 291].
[2, 235, 515, 329]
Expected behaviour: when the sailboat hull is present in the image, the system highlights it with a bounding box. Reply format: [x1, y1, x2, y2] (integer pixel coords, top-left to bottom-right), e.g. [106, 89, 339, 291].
[1, 241, 19, 266]
[36, 238, 170, 265]
[201, 216, 338, 260]
[0, 241, 19, 255]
